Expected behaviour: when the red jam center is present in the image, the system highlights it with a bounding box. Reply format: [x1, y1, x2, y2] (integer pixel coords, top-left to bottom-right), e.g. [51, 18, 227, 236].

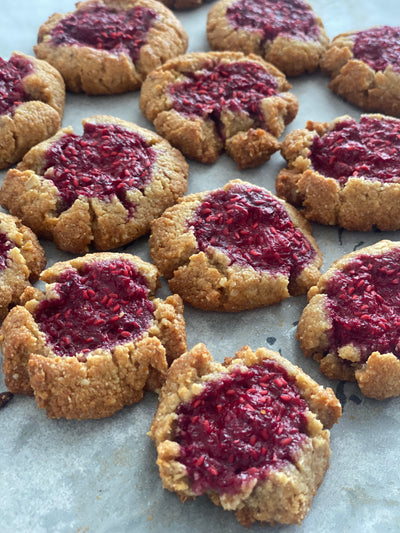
[353, 26, 400, 73]
[42, 122, 156, 213]
[50, 3, 157, 62]
[0, 231, 13, 271]
[0, 55, 33, 116]
[176, 360, 308, 495]
[226, 0, 319, 42]
[169, 61, 278, 128]
[34, 259, 155, 359]
[325, 248, 400, 363]
[309, 116, 400, 186]
[188, 183, 315, 279]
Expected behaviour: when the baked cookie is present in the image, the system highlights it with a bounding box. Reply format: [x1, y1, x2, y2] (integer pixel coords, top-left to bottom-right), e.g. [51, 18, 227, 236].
[321, 25, 400, 117]
[0, 252, 187, 419]
[297, 240, 400, 400]
[0, 115, 188, 254]
[207, 0, 329, 77]
[139, 51, 298, 168]
[0, 51, 65, 168]
[150, 343, 341, 526]
[149, 179, 322, 311]
[276, 114, 400, 231]
[34, 0, 188, 95]
[0, 212, 46, 322]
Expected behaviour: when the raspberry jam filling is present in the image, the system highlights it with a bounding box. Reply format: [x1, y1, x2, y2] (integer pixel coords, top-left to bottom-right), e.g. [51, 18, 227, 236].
[169, 61, 278, 128]
[325, 248, 400, 362]
[188, 183, 315, 278]
[34, 259, 155, 359]
[0, 231, 14, 271]
[176, 360, 308, 495]
[309, 116, 400, 186]
[42, 122, 156, 213]
[0, 55, 34, 116]
[226, 0, 319, 42]
[49, 3, 157, 62]
[353, 26, 400, 73]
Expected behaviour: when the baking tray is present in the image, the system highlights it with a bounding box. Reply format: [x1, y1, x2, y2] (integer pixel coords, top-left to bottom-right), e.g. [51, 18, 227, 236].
[1, 1, 400, 531]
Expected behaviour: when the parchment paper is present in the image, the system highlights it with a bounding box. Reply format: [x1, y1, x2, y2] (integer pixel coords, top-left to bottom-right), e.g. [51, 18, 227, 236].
[1, 1, 400, 531]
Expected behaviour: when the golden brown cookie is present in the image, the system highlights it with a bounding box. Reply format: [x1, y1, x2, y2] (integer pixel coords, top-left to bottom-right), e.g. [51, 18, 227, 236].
[0, 115, 188, 254]
[321, 25, 400, 116]
[0, 51, 65, 168]
[0, 252, 187, 419]
[207, 0, 329, 77]
[149, 179, 322, 311]
[297, 240, 400, 400]
[150, 343, 341, 526]
[34, 0, 188, 95]
[276, 114, 400, 231]
[0, 212, 46, 322]
[139, 51, 298, 168]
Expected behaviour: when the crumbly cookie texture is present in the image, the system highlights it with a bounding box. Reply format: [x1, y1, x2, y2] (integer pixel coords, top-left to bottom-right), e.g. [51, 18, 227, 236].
[0, 252, 187, 419]
[207, 0, 329, 77]
[276, 114, 400, 231]
[297, 240, 400, 400]
[0, 115, 188, 254]
[150, 343, 341, 526]
[0, 212, 46, 322]
[0, 51, 65, 168]
[139, 51, 298, 167]
[150, 179, 322, 311]
[34, 0, 188, 95]
[321, 26, 400, 117]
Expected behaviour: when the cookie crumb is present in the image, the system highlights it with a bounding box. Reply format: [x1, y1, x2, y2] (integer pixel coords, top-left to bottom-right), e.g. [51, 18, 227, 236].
[0, 391, 14, 408]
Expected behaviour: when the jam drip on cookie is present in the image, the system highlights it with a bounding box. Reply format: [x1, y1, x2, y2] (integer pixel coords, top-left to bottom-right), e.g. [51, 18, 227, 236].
[325, 248, 400, 362]
[0, 231, 14, 271]
[42, 122, 156, 213]
[226, 0, 320, 42]
[34, 259, 155, 359]
[176, 360, 308, 495]
[353, 26, 400, 73]
[169, 61, 278, 128]
[189, 183, 315, 278]
[49, 3, 157, 62]
[0, 55, 34, 116]
[309, 116, 400, 186]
